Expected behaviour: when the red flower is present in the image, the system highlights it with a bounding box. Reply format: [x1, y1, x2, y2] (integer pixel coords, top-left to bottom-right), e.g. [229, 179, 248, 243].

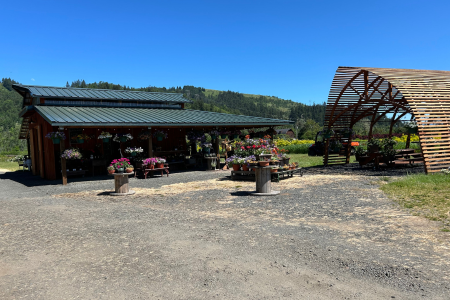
[246, 146, 251, 149]
[241, 146, 245, 150]
[252, 145, 256, 149]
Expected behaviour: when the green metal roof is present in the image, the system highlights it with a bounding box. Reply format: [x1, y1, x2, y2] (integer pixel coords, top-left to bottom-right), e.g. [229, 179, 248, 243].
[34, 106, 293, 127]
[12, 84, 191, 103]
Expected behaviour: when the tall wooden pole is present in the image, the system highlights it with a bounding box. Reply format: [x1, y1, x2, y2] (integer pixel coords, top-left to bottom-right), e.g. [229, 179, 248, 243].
[60, 141, 67, 185]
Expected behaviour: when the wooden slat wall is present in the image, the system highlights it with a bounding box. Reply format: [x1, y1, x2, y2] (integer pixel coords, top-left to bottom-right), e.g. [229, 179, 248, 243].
[324, 66, 450, 173]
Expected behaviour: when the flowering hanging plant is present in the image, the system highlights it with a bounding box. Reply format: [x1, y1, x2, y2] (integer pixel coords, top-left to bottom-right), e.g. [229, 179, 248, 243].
[201, 142, 212, 148]
[142, 157, 158, 166]
[209, 130, 219, 136]
[138, 130, 152, 140]
[113, 133, 133, 142]
[187, 131, 204, 142]
[71, 133, 90, 140]
[125, 147, 144, 154]
[97, 131, 112, 139]
[45, 131, 66, 140]
[153, 129, 168, 139]
[61, 148, 82, 160]
[110, 158, 131, 169]
[404, 121, 418, 129]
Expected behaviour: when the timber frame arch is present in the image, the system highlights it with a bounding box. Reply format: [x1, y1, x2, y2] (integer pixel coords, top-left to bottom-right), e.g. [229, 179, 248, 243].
[324, 66, 450, 173]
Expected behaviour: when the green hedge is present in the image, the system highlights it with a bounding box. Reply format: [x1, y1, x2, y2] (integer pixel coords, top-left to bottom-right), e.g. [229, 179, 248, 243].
[279, 144, 312, 154]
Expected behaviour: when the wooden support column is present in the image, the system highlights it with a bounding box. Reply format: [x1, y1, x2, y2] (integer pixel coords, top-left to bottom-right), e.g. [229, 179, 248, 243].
[36, 126, 45, 178]
[345, 134, 353, 164]
[60, 141, 67, 185]
[148, 138, 153, 157]
[29, 129, 36, 175]
[215, 136, 220, 168]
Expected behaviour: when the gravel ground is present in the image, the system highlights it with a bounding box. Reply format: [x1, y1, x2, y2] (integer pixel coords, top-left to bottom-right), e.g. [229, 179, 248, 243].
[0, 165, 449, 299]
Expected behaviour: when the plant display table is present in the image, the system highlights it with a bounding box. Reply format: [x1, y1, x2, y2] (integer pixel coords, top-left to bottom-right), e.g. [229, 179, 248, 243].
[144, 167, 169, 179]
[109, 172, 135, 196]
[251, 166, 280, 196]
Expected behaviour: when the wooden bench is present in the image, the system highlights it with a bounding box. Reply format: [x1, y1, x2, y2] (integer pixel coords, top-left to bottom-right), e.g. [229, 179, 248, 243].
[272, 168, 303, 182]
[144, 167, 169, 179]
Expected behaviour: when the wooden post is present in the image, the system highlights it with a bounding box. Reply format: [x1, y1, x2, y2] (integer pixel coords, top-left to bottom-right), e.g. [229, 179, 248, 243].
[255, 167, 271, 193]
[148, 138, 153, 157]
[114, 175, 129, 193]
[29, 129, 36, 175]
[60, 141, 67, 185]
[36, 126, 45, 178]
[215, 136, 220, 169]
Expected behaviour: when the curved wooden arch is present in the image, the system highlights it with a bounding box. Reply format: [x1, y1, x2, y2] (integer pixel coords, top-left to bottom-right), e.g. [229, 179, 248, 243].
[324, 66, 450, 173]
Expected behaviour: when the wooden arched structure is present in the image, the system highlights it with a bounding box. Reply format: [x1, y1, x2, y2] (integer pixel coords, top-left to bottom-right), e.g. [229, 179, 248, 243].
[324, 66, 450, 173]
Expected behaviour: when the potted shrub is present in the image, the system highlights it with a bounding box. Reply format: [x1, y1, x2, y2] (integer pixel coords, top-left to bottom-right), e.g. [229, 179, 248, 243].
[98, 131, 112, 143]
[107, 165, 115, 174]
[153, 129, 168, 141]
[125, 147, 144, 157]
[382, 148, 397, 164]
[113, 133, 133, 143]
[341, 128, 354, 138]
[405, 121, 418, 134]
[354, 146, 367, 161]
[382, 138, 397, 150]
[320, 128, 334, 139]
[367, 139, 382, 153]
[45, 131, 66, 144]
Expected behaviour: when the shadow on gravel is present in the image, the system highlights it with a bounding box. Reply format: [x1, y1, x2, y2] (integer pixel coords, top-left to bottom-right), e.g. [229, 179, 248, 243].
[0, 170, 112, 187]
[302, 163, 426, 177]
[229, 191, 252, 196]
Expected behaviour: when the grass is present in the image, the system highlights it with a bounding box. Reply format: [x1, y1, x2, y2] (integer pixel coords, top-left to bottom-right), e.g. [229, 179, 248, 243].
[289, 154, 324, 168]
[380, 173, 450, 230]
[0, 155, 21, 171]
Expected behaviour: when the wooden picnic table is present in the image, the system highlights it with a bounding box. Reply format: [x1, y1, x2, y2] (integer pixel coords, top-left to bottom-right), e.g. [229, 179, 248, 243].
[144, 167, 169, 179]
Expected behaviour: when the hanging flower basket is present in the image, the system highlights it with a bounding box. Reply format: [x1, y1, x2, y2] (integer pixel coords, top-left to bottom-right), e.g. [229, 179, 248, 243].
[153, 129, 168, 141]
[98, 132, 112, 143]
[113, 133, 133, 143]
[77, 139, 84, 144]
[211, 134, 216, 140]
[220, 134, 227, 139]
[45, 131, 66, 144]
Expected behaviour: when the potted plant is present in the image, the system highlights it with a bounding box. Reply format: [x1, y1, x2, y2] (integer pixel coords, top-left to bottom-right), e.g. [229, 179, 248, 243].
[110, 158, 131, 173]
[330, 140, 342, 153]
[354, 146, 367, 161]
[382, 138, 397, 150]
[258, 157, 270, 167]
[155, 157, 166, 169]
[209, 130, 219, 141]
[341, 128, 354, 138]
[97, 131, 112, 143]
[271, 166, 278, 173]
[125, 147, 144, 157]
[73, 133, 90, 144]
[142, 157, 157, 169]
[367, 139, 382, 153]
[201, 142, 212, 154]
[382, 148, 397, 164]
[45, 131, 66, 144]
[232, 129, 241, 140]
[405, 120, 418, 134]
[113, 133, 133, 143]
[220, 130, 230, 139]
[107, 165, 115, 174]
[320, 128, 334, 139]
[61, 148, 83, 160]
[282, 164, 289, 170]
[153, 129, 168, 141]
[138, 130, 152, 140]
[125, 165, 134, 173]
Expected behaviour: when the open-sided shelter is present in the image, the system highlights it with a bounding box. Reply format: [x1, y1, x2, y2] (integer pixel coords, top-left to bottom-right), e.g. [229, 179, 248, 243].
[323, 67, 450, 173]
[14, 84, 293, 181]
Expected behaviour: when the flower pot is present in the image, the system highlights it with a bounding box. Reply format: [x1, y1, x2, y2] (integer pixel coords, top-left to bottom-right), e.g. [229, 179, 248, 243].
[210, 134, 216, 140]
[76, 139, 84, 144]
[232, 164, 241, 171]
[156, 136, 163, 141]
[155, 163, 164, 169]
[259, 161, 270, 167]
[407, 127, 418, 134]
[368, 145, 379, 153]
[108, 169, 115, 174]
[203, 147, 211, 154]
[119, 137, 128, 142]
[271, 169, 277, 173]
[131, 152, 137, 157]
[242, 164, 249, 171]
[284, 158, 290, 165]
[220, 134, 227, 139]
[147, 164, 155, 170]
[52, 138, 60, 144]
[102, 138, 110, 143]
[116, 167, 124, 173]
[125, 168, 134, 173]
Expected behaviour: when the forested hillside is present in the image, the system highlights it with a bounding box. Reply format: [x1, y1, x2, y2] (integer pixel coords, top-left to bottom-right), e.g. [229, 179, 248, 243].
[0, 78, 327, 154]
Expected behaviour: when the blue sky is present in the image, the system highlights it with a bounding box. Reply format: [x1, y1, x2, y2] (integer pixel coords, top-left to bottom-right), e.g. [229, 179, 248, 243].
[1, 0, 450, 104]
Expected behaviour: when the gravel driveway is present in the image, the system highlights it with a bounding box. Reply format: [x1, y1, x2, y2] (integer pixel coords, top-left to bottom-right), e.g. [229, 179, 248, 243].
[0, 167, 449, 299]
